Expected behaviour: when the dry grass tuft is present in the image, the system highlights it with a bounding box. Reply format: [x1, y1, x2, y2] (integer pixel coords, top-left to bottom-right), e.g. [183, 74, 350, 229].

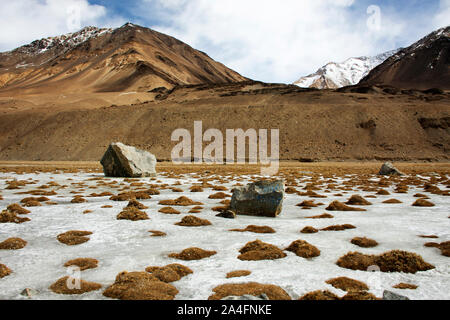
[209, 282, 291, 300]
[208, 192, 230, 199]
[6, 203, 30, 215]
[226, 270, 252, 279]
[393, 283, 418, 290]
[64, 258, 98, 271]
[351, 237, 379, 248]
[305, 213, 334, 219]
[341, 291, 379, 300]
[103, 271, 178, 300]
[299, 290, 340, 300]
[0, 210, 30, 224]
[412, 199, 435, 207]
[159, 196, 203, 206]
[71, 196, 87, 203]
[169, 247, 217, 261]
[0, 237, 27, 250]
[238, 240, 287, 261]
[321, 224, 356, 232]
[345, 195, 372, 206]
[149, 230, 167, 237]
[326, 277, 369, 292]
[145, 264, 193, 283]
[285, 240, 320, 258]
[57, 231, 92, 246]
[126, 199, 148, 209]
[117, 207, 149, 221]
[326, 201, 366, 211]
[0, 263, 12, 278]
[175, 215, 212, 227]
[300, 226, 319, 234]
[383, 199, 403, 204]
[230, 225, 276, 234]
[49, 276, 102, 295]
[158, 207, 181, 215]
[337, 250, 435, 273]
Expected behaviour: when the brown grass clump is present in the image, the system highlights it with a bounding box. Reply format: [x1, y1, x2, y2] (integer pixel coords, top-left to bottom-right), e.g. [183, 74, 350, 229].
[337, 250, 435, 273]
[6, 203, 30, 215]
[377, 189, 390, 195]
[345, 195, 372, 206]
[351, 237, 379, 248]
[209, 192, 229, 199]
[169, 247, 217, 261]
[305, 213, 334, 219]
[49, 276, 102, 295]
[300, 226, 319, 234]
[341, 291, 379, 300]
[71, 196, 87, 204]
[321, 224, 356, 231]
[175, 215, 212, 227]
[110, 192, 152, 201]
[285, 240, 320, 258]
[190, 186, 204, 192]
[117, 207, 149, 221]
[64, 258, 99, 271]
[439, 241, 450, 257]
[145, 264, 193, 283]
[103, 271, 179, 300]
[57, 231, 92, 246]
[414, 193, 429, 198]
[149, 230, 167, 237]
[297, 200, 319, 208]
[159, 196, 203, 206]
[383, 198, 403, 204]
[226, 270, 252, 279]
[238, 240, 287, 261]
[230, 225, 276, 234]
[0, 263, 12, 278]
[21, 199, 41, 207]
[209, 282, 291, 300]
[393, 283, 418, 290]
[158, 207, 181, 215]
[412, 199, 435, 207]
[299, 290, 340, 300]
[0, 238, 27, 250]
[326, 277, 369, 292]
[0, 210, 30, 224]
[126, 199, 148, 209]
[326, 201, 366, 211]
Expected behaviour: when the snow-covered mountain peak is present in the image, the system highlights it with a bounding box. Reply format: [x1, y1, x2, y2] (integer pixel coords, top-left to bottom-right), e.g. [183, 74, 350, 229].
[293, 49, 400, 89]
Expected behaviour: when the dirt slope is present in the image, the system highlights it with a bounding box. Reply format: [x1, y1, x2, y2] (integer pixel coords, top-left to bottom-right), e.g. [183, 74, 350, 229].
[0, 82, 448, 161]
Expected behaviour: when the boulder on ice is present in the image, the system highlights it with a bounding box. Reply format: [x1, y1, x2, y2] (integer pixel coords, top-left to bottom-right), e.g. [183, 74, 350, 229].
[379, 162, 404, 176]
[100, 142, 157, 178]
[230, 180, 285, 218]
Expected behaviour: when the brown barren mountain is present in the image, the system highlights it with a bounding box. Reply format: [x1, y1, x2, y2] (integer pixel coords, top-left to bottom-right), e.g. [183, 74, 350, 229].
[360, 26, 450, 90]
[0, 25, 449, 161]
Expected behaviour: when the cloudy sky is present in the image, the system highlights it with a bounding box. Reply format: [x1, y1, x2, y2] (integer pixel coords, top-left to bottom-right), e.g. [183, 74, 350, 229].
[0, 0, 448, 83]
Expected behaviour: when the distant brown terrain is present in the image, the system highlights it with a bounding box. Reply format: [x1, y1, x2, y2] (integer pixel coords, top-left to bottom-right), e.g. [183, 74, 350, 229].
[0, 25, 448, 162]
[0, 81, 448, 162]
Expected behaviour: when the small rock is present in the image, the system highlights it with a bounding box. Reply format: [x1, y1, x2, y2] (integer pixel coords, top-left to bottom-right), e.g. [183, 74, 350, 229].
[100, 142, 157, 178]
[230, 180, 285, 217]
[379, 162, 404, 176]
[20, 288, 39, 298]
[221, 294, 270, 300]
[216, 210, 236, 219]
[383, 290, 410, 300]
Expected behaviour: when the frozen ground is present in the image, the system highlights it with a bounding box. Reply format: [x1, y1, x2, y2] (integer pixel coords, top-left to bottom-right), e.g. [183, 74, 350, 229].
[0, 170, 449, 300]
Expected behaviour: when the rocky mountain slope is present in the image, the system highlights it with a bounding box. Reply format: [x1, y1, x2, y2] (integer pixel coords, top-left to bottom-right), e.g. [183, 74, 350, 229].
[293, 50, 399, 89]
[360, 26, 450, 90]
[0, 23, 247, 94]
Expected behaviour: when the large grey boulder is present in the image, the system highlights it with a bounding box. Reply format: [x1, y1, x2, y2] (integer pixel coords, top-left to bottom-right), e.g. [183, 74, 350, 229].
[230, 180, 285, 218]
[100, 142, 157, 178]
[383, 290, 410, 300]
[379, 162, 404, 176]
[221, 294, 270, 300]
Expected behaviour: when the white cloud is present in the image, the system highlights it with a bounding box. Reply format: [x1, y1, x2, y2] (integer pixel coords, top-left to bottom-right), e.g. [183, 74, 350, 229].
[434, 0, 450, 29]
[0, 0, 125, 52]
[140, 0, 407, 83]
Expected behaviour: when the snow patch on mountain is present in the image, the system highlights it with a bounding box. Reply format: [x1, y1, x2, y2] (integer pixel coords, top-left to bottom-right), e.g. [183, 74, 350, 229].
[293, 49, 400, 89]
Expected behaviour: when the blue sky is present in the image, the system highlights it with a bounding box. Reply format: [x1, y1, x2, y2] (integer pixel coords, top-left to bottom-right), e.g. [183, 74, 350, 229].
[0, 0, 448, 83]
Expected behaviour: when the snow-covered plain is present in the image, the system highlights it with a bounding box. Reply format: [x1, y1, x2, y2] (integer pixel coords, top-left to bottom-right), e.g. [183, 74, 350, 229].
[0, 170, 449, 300]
